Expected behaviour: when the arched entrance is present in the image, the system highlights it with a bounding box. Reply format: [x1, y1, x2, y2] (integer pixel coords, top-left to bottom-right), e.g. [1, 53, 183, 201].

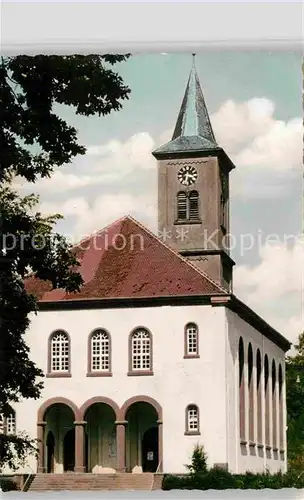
[63, 429, 75, 472]
[142, 427, 158, 472]
[84, 403, 117, 472]
[42, 402, 76, 473]
[124, 401, 160, 472]
[46, 431, 55, 473]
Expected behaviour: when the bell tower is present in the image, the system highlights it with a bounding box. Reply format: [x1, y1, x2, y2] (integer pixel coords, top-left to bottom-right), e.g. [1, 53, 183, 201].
[152, 54, 235, 291]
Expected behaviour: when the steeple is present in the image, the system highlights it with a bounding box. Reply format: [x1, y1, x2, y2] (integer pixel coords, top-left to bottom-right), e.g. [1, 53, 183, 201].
[153, 54, 220, 157]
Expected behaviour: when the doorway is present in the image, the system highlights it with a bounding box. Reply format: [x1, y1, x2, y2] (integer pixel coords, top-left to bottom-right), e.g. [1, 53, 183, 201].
[46, 431, 55, 473]
[63, 428, 75, 472]
[141, 427, 158, 472]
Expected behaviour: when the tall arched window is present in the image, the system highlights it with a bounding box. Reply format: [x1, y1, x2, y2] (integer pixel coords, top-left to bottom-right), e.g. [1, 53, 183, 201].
[184, 323, 199, 357]
[272, 360, 278, 450]
[278, 364, 284, 450]
[185, 404, 200, 434]
[264, 355, 270, 447]
[48, 330, 70, 375]
[189, 191, 199, 220]
[129, 328, 153, 374]
[248, 343, 254, 443]
[177, 192, 187, 220]
[238, 337, 246, 441]
[88, 329, 111, 375]
[256, 349, 262, 445]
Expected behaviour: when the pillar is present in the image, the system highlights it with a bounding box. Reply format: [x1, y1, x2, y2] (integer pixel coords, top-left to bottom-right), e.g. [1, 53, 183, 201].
[37, 421, 46, 473]
[115, 420, 127, 472]
[74, 421, 86, 472]
[157, 419, 163, 472]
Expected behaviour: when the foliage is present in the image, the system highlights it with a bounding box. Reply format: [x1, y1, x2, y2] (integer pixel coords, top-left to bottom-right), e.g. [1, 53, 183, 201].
[286, 331, 304, 468]
[162, 468, 304, 490]
[185, 443, 208, 474]
[0, 54, 130, 470]
[0, 477, 18, 491]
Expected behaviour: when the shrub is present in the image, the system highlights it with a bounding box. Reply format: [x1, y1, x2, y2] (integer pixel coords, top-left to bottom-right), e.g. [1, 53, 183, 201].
[185, 443, 208, 474]
[0, 478, 18, 492]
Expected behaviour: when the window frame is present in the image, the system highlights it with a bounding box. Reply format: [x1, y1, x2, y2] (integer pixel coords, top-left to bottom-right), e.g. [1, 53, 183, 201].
[47, 329, 72, 378]
[0, 407, 16, 435]
[184, 322, 200, 358]
[128, 327, 153, 376]
[87, 328, 112, 377]
[185, 404, 200, 435]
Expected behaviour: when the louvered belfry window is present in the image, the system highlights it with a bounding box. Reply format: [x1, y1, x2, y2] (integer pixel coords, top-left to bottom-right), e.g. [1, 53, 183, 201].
[177, 191, 188, 220]
[189, 191, 199, 220]
[177, 191, 200, 222]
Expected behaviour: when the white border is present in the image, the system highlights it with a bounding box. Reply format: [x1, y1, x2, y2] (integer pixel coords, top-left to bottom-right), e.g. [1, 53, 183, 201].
[1, 2, 303, 54]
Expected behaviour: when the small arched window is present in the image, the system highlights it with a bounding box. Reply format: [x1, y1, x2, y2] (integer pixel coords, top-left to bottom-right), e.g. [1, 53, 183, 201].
[129, 328, 152, 374]
[88, 329, 111, 375]
[177, 191, 187, 220]
[189, 191, 199, 220]
[0, 407, 16, 435]
[49, 330, 70, 375]
[185, 404, 200, 434]
[184, 323, 199, 357]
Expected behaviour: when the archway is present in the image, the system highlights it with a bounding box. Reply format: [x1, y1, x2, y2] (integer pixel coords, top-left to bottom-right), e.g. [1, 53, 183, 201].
[84, 403, 117, 472]
[125, 401, 160, 472]
[63, 429, 75, 472]
[43, 403, 76, 473]
[46, 431, 55, 473]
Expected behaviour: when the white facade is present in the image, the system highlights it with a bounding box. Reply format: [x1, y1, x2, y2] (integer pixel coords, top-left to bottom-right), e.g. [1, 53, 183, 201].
[3, 301, 287, 475]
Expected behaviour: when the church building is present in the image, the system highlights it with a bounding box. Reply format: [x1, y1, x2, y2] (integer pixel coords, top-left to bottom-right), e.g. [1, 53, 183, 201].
[1, 56, 291, 484]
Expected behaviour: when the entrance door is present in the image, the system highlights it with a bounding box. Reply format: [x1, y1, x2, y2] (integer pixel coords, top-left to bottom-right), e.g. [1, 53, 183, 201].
[141, 427, 158, 472]
[46, 431, 55, 473]
[63, 429, 75, 472]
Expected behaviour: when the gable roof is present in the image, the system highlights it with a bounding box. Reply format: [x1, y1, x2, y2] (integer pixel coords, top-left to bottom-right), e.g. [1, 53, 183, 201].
[25, 216, 226, 302]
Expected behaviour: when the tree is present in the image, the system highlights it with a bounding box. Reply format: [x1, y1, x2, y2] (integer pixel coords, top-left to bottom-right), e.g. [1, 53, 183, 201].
[286, 332, 304, 470]
[0, 54, 131, 470]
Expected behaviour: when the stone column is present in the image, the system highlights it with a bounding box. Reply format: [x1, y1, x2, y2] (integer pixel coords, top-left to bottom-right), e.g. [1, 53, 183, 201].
[37, 421, 46, 473]
[74, 421, 86, 472]
[115, 420, 127, 472]
[157, 419, 163, 472]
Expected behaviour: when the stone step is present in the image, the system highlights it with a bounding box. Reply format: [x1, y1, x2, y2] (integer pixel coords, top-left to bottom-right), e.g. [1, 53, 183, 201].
[29, 473, 163, 491]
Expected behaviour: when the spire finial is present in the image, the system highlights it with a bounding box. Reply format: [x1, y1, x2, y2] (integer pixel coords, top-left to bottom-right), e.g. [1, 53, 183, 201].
[192, 53, 196, 67]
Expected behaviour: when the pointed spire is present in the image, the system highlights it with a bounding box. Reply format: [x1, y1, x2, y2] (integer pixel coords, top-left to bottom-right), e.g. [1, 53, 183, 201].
[153, 54, 219, 157]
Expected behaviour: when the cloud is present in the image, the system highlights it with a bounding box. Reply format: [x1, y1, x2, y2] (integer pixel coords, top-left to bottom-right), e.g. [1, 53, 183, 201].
[211, 98, 302, 199]
[40, 192, 157, 243]
[234, 237, 304, 344]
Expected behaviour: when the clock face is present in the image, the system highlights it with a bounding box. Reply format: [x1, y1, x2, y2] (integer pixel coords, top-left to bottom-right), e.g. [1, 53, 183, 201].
[177, 165, 198, 186]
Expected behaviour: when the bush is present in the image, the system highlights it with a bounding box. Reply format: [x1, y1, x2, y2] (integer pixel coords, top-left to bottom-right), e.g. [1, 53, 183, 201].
[0, 478, 18, 492]
[162, 468, 304, 490]
[185, 443, 208, 474]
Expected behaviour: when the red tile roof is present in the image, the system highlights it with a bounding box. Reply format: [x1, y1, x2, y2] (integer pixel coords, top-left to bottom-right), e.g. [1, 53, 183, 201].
[24, 216, 226, 302]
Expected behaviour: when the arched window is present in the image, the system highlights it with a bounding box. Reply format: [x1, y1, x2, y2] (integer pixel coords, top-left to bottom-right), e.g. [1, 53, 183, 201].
[185, 404, 200, 434]
[0, 408, 16, 435]
[272, 360, 277, 450]
[88, 329, 111, 375]
[49, 330, 70, 375]
[256, 349, 262, 445]
[264, 355, 270, 447]
[248, 343, 254, 443]
[184, 323, 199, 357]
[189, 191, 199, 220]
[177, 191, 187, 220]
[278, 364, 284, 450]
[129, 328, 152, 374]
[238, 337, 246, 441]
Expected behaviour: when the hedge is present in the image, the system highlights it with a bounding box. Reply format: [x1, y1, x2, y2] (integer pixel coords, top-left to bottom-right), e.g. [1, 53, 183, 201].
[162, 468, 304, 490]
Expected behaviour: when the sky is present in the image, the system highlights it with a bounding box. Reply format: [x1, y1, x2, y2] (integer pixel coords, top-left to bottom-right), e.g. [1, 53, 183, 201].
[16, 51, 303, 347]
